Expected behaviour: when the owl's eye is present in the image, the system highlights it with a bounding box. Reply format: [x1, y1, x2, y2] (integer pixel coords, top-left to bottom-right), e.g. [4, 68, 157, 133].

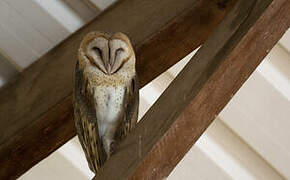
[92, 47, 103, 58]
[115, 48, 124, 57]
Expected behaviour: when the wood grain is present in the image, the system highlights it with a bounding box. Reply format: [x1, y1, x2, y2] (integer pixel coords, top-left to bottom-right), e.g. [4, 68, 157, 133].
[0, 0, 236, 179]
[93, 0, 290, 179]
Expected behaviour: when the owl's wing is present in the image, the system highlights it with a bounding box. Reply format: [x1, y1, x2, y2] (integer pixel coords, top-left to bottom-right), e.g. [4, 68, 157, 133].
[74, 61, 106, 173]
[115, 75, 139, 141]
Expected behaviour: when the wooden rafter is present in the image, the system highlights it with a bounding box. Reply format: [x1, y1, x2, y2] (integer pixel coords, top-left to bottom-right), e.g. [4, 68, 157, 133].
[93, 0, 290, 179]
[0, 0, 236, 179]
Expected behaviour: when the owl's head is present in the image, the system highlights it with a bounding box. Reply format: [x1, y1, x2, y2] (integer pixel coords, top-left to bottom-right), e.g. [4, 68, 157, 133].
[79, 31, 135, 75]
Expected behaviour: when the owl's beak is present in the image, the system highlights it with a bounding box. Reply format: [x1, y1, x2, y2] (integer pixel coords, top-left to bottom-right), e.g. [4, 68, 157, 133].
[106, 63, 111, 75]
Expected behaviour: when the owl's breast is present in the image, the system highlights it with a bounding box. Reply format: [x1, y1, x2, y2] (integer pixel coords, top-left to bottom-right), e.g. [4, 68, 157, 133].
[94, 85, 126, 137]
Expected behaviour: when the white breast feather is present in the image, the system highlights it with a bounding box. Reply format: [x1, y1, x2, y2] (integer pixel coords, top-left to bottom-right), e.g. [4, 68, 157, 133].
[94, 86, 125, 138]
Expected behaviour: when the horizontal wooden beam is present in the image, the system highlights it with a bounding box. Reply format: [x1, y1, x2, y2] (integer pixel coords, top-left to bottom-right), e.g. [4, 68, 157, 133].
[93, 0, 290, 179]
[0, 0, 236, 179]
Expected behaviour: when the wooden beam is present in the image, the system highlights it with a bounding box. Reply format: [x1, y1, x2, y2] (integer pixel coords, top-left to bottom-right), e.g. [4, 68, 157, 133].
[93, 0, 290, 179]
[0, 0, 236, 179]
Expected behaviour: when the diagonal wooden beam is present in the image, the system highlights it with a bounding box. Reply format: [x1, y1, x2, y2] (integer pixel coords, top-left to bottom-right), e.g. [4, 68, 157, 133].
[93, 0, 290, 179]
[0, 0, 236, 179]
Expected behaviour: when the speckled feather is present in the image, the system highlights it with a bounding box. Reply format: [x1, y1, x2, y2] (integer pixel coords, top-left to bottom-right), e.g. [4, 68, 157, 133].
[74, 32, 139, 173]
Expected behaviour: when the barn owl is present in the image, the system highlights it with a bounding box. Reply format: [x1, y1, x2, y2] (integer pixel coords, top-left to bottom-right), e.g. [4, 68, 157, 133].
[74, 31, 139, 173]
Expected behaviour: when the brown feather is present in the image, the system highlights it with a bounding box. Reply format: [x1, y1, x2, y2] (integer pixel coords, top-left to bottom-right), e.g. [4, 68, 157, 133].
[74, 61, 106, 173]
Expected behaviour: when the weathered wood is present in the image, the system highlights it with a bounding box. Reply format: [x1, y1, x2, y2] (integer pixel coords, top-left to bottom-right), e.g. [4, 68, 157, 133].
[0, 0, 236, 179]
[93, 0, 290, 179]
